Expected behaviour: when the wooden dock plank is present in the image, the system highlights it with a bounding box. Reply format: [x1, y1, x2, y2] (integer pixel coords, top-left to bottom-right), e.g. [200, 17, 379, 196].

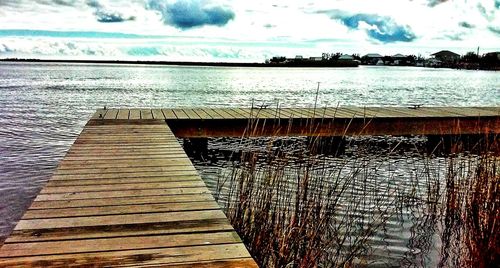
[90, 109, 107, 119]
[210, 108, 237, 119]
[14, 210, 226, 230]
[103, 108, 118, 119]
[141, 109, 154, 119]
[0, 231, 241, 257]
[191, 108, 213, 119]
[202, 108, 225, 119]
[182, 109, 202, 120]
[0, 244, 255, 267]
[162, 109, 177, 119]
[22, 201, 221, 219]
[129, 109, 141, 119]
[151, 108, 165, 120]
[172, 109, 191, 119]
[40, 181, 207, 194]
[45, 175, 201, 187]
[116, 109, 130, 120]
[6, 219, 235, 244]
[252, 108, 276, 119]
[29, 193, 216, 209]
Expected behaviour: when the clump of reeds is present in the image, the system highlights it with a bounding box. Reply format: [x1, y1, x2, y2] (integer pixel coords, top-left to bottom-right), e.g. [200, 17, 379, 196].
[437, 135, 499, 268]
[209, 106, 498, 267]
[214, 109, 405, 267]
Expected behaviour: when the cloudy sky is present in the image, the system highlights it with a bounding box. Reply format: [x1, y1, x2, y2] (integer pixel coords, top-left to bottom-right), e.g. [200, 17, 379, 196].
[0, 0, 499, 62]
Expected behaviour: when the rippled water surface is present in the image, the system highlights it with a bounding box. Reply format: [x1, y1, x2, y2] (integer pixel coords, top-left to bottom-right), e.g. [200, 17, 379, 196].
[0, 62, 498, 255]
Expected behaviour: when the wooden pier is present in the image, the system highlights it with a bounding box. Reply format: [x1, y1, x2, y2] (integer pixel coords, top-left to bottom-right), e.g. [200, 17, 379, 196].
[0, 122, 257, 267]
[0, 106, 498, 267]
[90, 107, 499, 137]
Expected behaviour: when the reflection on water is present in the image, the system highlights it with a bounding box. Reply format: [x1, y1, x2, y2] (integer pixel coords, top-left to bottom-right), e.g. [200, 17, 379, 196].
[0, 62, 498, 254]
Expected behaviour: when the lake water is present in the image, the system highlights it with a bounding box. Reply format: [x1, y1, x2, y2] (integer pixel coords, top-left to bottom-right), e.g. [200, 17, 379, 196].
[0, 62, 498, 265]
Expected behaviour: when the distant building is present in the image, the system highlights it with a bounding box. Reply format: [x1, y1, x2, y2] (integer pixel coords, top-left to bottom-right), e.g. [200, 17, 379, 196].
[392, 54, 406, 65]
[431, 50, 460, 63]
[363, 53, 383, 64]
[338, 54, 354, 61]
[309, 57, 323, 61]
[365, 53, 383, 58]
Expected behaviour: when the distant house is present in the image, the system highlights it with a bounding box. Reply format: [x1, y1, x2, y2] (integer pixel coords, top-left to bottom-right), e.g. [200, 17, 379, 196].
[338, 54, 354, 61]
[431, 50, 460, 63]
[309, 57, 323, 61]
[392, 54, 406, 65]
[363, 53, 383, 64]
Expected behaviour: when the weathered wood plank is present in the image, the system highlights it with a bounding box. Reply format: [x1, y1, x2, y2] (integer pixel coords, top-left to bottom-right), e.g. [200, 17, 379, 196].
[171, 109, 190, 119]
[0, 231, 241, 257]
[182, 109, 202, 120]
[34, 187, 209, 201]
[129, 109, 141, 119]
[6, 218, 234, 243]
[0, 244, 254, 267]
[22, 201, 221, 219]
[14, 210, 227, 230]
[162, 109, 177, 119]
[50, 170, 200, 181]
[53, 165, 196, 179]
[202, 108, 225, 119]
[103, 109, 118, 119]
[41, 181, 207, 194]
[116, 109, 130, 120]
[141, 109, 154, 119]
[191, 108, 212, 119]
[151, 109, 165, 120]
[45, 175, 201, 187]
[90, 109, 107, 119]
[30, 193, 216, 210]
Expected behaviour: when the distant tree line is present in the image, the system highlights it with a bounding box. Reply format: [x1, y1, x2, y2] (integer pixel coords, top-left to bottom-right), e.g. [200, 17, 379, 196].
[457, 52, 499, 70]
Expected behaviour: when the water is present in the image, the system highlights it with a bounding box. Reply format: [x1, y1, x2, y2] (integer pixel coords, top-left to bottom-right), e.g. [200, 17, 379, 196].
[0, 62, 498, 263]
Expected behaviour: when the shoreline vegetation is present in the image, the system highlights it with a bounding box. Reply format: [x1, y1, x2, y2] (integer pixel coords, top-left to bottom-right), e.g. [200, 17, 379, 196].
[203, 112, 499, 267]
[1, 50, 499, 70]
[0, 58, 359, 68]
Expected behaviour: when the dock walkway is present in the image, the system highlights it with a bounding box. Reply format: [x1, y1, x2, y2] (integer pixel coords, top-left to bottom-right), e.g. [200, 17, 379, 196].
[0, 121, 256, 267]
[92, 107, 499, 137]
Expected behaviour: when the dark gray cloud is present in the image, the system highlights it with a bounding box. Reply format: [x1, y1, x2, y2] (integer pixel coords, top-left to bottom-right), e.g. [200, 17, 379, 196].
[496, 0, 500, 9]
[444, 33, 463, 41]
[86, 0, 102, 8]
[96, 10, 135, 23]
[321, 10, 416, 43]
[427, 0, 449, 7]
[51, 0, 78, 6]
[477, 3, 495, 21]
[0, 44, 15, 54]
[488, 26, 500, 35]
[85, 0, 134, 23]
[459, 21, 475, 29]
[146, 0, 235, 30]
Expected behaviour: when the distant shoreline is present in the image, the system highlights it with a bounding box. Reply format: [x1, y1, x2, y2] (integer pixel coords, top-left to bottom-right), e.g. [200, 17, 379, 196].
[0, 58, 359, 68]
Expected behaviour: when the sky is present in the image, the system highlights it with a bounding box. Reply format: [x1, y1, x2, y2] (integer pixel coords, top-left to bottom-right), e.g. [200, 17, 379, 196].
[0, 0, 499, 62]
